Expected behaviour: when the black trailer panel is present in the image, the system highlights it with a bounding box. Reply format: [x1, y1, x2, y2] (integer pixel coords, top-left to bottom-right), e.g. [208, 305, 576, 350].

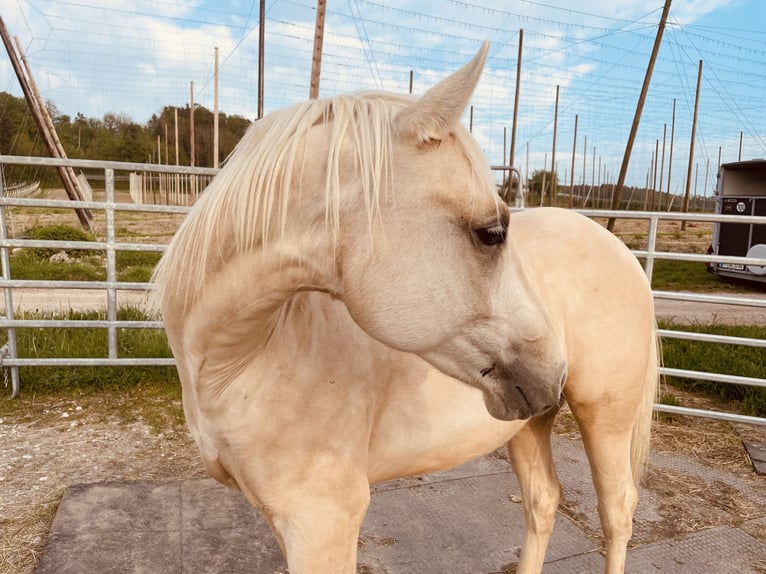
[710, 160, 766, 282]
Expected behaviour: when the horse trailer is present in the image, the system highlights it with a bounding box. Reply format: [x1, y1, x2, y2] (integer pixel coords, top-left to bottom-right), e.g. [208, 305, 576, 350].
[708, 159, 766, 283]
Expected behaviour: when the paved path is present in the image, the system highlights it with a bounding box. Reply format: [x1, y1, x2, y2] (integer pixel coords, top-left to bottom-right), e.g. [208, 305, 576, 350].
[34, 435, 766, 574]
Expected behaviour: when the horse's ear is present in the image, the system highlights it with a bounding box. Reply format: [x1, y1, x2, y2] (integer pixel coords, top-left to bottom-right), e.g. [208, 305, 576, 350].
[394, 40, 489, 144]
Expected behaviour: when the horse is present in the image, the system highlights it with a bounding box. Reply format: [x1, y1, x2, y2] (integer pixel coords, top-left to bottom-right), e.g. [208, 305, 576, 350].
[152, 41, 658, 574]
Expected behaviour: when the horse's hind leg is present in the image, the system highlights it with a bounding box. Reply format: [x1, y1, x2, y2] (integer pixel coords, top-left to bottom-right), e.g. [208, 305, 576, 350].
[569, 401, 638, 574]
[507, 406, 561, 574]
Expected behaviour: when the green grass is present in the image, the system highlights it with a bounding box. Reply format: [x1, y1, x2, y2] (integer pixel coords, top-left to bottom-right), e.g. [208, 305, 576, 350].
[649, 259, 765, 293]
[10, 246, 161, 283]
[660, 322, 766, 417]
[2, 307, 178, 395]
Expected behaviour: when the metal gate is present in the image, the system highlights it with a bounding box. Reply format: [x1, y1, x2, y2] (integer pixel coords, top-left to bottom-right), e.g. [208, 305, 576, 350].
[1, 155, 764, 426]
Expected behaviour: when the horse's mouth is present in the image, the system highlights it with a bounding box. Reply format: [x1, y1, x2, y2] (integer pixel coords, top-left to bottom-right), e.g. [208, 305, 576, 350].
[480, 365, 495, 378]
[478, 362, 567, 421]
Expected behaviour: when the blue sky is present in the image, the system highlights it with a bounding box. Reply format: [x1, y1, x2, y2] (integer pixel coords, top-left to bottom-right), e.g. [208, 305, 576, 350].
[1, 0, 765, 192]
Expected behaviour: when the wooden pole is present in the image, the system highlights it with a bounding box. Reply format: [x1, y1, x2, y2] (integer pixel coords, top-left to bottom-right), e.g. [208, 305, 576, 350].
[681, 59, 703, 230]
[651, 139, 659, 210]
[644, 169, 650, 210]
[469, 105, 473, 133]
[174, 108, 179, 166]
[658, 124, 667, 210]
[409, 70, 413, 94]
[258, 0, 265, 118]
[693, 161, 699, 203]
[738, 130, 743, 161]
[309, 0, 326, 99]
[509, 29, 523, 169]
[569, 114, 578, 208]
[214, 46, 219, 168]
[0, 18, 92, 230]
[550, 85, 559, 206]
[503, 127, 507, 177]
[190, 81, 196, 199]
[607, 0, 672, 231]
[190, 81, 195, 168]
[581, 134, 587, 208]
[666, 98, 676, 211]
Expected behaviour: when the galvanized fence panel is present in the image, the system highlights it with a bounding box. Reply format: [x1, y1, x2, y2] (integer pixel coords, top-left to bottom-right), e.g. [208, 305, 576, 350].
[1, 156, 764, 426]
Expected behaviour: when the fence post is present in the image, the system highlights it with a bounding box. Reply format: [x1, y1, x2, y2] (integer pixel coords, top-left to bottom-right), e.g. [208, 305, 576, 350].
[105, 168, 118, 359]
[0, 163, 20, 396]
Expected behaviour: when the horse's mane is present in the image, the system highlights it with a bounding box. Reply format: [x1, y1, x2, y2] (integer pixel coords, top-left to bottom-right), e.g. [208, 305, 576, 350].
[151, 90, 490, 315]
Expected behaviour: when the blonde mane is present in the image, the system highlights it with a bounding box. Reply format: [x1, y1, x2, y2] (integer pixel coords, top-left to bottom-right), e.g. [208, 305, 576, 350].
[151, 89, 490, 314]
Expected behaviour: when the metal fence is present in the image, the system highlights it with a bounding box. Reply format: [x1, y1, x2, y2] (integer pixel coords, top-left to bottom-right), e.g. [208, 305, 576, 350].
[1, 155, 764, 426]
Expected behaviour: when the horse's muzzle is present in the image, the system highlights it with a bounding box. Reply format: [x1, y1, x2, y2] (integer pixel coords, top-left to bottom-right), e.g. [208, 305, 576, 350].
[483, 360, 567, 421]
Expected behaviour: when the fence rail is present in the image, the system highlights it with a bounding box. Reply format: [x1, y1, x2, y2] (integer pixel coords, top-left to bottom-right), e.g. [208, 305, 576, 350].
[1, 155, 764, 426]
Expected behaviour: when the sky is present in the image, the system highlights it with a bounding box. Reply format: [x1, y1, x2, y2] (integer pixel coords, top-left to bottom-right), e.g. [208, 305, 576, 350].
[1, 0, 765, 193]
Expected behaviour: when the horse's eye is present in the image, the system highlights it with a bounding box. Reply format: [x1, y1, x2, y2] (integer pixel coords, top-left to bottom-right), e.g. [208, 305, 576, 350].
[475, 223, 507, 246]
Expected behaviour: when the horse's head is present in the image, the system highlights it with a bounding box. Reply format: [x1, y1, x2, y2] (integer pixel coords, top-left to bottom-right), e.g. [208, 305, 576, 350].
[338, 42, 568, 421]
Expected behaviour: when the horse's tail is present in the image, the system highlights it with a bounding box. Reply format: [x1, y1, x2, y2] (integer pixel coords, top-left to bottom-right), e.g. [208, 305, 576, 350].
[630, 324, 660, 484]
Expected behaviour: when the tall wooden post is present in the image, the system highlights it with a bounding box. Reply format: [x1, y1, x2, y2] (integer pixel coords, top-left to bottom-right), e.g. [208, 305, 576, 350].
[651, 139, 659, 210]
[581, 134, 587, 207]
[509, 29, 523, 169]
[738, 131, 743, 161]
[681, 60, 703, 229]
[658, 124, 666, 209]
[409, 70, 413, 94]
[550, 85, 559, 206]
[569, 114, 578, 208]
[309, 0, 326, 99]
[213, 46, 219, 168]
[190, 81, 195, 168]
[608, 0, 672, 230]
[0, 18, 92, 230]
[666, 98, 676, 210]
[258, 0, 265, 118]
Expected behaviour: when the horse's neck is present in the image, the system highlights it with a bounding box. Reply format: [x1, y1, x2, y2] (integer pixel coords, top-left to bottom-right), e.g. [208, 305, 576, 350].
[177, 241, 341, 381]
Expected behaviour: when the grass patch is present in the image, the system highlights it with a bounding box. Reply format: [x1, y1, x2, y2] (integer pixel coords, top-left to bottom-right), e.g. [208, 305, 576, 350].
[660, 321, 766, 417]
[2, 307, 178, 395]
[648, 259, 765, 293]
[10, 251, 105, 281]
[22, 224, 96, 259]
[115, 250, 162, 283]
[9, 247, 161, 283]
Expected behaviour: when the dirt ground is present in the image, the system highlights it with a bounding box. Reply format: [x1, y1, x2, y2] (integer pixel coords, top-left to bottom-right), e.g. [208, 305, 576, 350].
[1, 386, 765, 574]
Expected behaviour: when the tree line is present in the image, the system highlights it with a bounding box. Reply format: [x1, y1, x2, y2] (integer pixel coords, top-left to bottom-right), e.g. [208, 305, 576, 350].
[0, 91, 252, 184]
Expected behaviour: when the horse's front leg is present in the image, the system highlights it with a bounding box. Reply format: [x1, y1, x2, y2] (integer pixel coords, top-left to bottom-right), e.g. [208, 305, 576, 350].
[507, 406, 561, 574]
[238, 457, 371, 574]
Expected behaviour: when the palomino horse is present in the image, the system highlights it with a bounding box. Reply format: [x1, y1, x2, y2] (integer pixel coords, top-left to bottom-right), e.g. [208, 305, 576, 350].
[153, 42, 658, 574]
